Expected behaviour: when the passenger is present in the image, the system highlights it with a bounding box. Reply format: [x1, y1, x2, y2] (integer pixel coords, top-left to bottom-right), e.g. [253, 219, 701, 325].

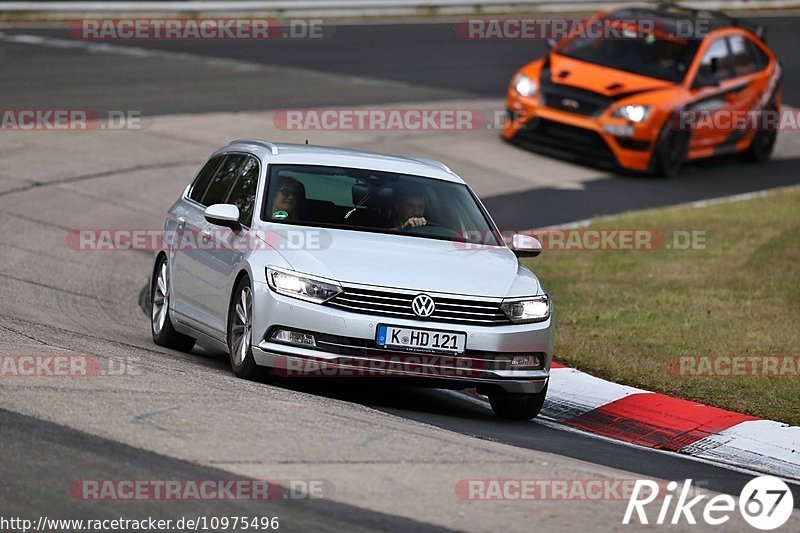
[270, 176, 304, 221]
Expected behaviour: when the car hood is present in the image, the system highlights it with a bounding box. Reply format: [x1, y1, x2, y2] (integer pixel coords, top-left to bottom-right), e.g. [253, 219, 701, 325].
[262, 227, 540, 298]
[546, 54, 674, 96]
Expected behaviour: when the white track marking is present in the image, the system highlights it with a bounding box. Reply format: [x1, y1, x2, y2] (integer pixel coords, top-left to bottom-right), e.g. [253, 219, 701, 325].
[0, 32, 421, 87]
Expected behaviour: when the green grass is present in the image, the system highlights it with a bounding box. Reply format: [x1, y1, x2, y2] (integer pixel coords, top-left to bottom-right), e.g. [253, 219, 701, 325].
[523, 188, 800, 425]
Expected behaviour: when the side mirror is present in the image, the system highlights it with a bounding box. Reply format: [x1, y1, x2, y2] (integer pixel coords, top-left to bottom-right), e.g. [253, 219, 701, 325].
[510, 233, 542, 258]
[204, 204, 241, 230]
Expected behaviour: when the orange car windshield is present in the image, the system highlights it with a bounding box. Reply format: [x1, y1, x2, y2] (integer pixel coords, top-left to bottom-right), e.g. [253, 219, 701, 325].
[557, 20, 701, 83]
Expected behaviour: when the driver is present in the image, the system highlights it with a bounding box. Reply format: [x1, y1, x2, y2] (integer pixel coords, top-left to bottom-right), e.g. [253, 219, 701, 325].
[391, 188, 427, 230]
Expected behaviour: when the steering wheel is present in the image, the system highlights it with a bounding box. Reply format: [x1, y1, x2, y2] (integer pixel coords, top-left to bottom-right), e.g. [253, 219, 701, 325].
[400, 219, 440, 230]
[401, 222, 454, 238]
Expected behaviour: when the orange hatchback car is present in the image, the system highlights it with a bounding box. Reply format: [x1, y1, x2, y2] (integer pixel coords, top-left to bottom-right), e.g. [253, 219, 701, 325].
[503, 6, 782, 176]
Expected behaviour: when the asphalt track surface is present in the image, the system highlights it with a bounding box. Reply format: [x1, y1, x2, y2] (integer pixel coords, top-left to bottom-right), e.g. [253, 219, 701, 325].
[2, 19, 800, 226]
[3, 18, 800, 109]
[1, 16, 800, 531]
[0, 409, 450, 532]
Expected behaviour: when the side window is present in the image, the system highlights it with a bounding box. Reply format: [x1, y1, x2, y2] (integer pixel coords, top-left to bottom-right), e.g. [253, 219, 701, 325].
[747, 38, 770, 71]
[188, 155, 223, 204]
[697, 38, 733, 82]
[200, 154, 246, 207]
[728, 35, 758, 77]
[225, 156, 260, 227]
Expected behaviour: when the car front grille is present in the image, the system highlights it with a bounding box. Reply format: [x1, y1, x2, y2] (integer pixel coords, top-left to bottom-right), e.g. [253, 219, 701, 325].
[325, 285, 511, 326]
[540, 83, 613, 117]
[513, 118, 617, 165]
[614, 137, 651, 151]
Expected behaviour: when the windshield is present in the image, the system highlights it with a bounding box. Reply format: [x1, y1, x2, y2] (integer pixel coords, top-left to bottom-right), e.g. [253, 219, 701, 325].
[261, 164, 502, 246]
[556, 21, 701, 82]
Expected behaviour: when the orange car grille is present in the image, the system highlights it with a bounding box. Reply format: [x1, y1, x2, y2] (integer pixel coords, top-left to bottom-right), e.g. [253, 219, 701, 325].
[540, 83, 613, 117]
[513, 118, 618, 166]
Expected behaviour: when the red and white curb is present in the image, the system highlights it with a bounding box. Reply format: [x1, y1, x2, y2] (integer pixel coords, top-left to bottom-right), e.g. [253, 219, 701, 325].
[463, 362, 800, 481]
[545, 362, 799, 480]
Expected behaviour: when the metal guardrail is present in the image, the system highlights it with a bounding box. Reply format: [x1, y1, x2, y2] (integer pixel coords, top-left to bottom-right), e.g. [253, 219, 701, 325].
[1, 0, 798, 12]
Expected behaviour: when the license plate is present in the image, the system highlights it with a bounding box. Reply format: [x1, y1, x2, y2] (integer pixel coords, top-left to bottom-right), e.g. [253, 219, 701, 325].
[376, 325, 466, 353]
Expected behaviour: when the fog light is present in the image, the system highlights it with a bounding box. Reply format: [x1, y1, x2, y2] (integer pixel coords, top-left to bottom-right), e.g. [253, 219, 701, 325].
[511, 355, 541, 368]
[271, 329, 316, 347]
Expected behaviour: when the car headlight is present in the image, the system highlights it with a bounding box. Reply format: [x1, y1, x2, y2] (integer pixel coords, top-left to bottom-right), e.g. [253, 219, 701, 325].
[513, 73, 538, 98]
[501, 296, 550, 324]
[266, 268, 342, 304]
[612, 104, 652, 123]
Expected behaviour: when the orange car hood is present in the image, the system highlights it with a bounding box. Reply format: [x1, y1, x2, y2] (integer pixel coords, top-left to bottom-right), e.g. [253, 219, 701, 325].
[547, 54, 675, 96]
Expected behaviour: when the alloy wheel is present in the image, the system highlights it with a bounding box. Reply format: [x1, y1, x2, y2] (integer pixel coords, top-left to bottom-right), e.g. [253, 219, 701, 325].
[230, 286, 253, 367]
[152, 263, 169, 335]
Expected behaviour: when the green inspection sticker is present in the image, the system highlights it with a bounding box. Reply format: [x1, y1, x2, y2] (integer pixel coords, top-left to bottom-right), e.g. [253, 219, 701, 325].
[273, 210, 288, 220]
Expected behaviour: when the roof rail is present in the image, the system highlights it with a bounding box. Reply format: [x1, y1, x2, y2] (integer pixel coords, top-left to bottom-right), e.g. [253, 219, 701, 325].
[229, 138, 279, 156]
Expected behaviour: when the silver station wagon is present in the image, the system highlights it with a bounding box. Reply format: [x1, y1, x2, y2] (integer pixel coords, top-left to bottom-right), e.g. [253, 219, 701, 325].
[151, 140, 554, 420]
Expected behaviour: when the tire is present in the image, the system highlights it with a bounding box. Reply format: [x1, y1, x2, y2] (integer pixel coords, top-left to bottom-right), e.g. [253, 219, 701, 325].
[489, 384, 548, 421]
[652, 117, 691, 178]
[227, 276, 261, 380]
[743, 106, 778, 163]
[151, 255, 196, 352]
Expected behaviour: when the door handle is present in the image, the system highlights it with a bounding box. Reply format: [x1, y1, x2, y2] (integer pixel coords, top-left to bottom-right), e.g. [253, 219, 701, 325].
[200, 229, 213, 242]
[176, 217, 186, 228]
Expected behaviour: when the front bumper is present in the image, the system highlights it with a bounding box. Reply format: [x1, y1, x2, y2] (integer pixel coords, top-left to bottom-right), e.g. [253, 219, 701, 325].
[251, 281, 553, 395]
[503, 92, 656, 171]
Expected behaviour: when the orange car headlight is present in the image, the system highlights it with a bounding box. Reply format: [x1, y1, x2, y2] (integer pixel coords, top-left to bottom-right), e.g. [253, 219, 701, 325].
[612, 104, 652, 123]
[513, 73, 538, 98]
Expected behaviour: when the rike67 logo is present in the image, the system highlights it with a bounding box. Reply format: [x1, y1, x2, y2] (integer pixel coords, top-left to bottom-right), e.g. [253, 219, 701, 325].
[624, 476, 794, 530]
